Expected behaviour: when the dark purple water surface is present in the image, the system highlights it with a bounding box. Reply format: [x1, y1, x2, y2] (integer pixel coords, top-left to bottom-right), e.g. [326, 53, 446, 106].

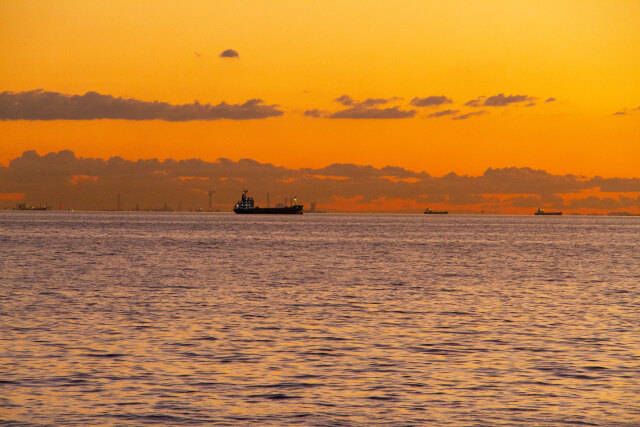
[1, 212, 639, 425]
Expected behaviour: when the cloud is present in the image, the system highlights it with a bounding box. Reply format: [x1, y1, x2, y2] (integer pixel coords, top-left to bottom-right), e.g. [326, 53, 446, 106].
[3, 150, 639, 213]
[303, 109, 328, 118]
[466, 93, 535, 107]
[452, 111, 488, 120]
[307, 95, 414, 119]
[480, 167, 587, 194]
[588, 177, 640, 192]
[448, 192, 484, 205]
[545, 97, 556, 103]
[334, 95, 354, 106]
[508, 195, 542, 208]
[360, 98, 394, 107]
[428, 109, 459, 118]
[410, 96, 453, 107]
[567, 195, 640, 210]
[465, 96, 485, 107]
[0, 90, 283, 121]
[614, 106, 640, 116]
[334, 95, 401, 108]
[483, 93, 534, 106]
[219, 49, 239, 58]
[0, 192, 25, 201]
[328, 106, 416, 119]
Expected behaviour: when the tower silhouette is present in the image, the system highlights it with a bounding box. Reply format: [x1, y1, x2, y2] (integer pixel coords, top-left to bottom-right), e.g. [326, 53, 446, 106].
[208, 190, 215, 211]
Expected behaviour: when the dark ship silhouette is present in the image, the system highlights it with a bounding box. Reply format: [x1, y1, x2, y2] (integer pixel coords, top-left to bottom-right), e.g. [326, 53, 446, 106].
[15, 203, 48, 211]
[233, 190, 303, 214]
[534, 208, 562, 215]
[424, 208, 448, 214]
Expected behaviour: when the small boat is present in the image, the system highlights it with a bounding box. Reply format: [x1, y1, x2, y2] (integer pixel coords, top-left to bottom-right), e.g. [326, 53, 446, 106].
[15, 203, 48, 211]
[534, 208, 562, 215]
[234, 190, 303, 214]
[424, 208, 448, 214]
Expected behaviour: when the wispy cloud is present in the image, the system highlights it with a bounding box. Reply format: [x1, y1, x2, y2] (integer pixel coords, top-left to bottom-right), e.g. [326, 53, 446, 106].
[428, 109, 459, 118]
[614, 106, 640, 116]
[465, 96, 485, 107]
[0, 90, 283, 121]
[484, 94, 534, 106]
[360, 97, 400, 107]
[545, 97, 556, 103]
[334, 95, 400, 108]
[303, 109, 328, 118]
[310, 95, 415, 119]
[410, 96, 452, 107]
[328, 106, 416, 119]
[466, 93, 535, 107]
[452, 110, 488, 120]
[334, 95, 355, 106]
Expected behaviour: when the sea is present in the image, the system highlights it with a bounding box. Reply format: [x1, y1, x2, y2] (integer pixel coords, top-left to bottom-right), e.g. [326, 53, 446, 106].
[1, 212, 639, 426]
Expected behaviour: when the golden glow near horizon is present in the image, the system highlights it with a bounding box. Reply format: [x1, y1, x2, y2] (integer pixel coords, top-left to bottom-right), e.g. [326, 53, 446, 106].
[1, 1, 639, 180]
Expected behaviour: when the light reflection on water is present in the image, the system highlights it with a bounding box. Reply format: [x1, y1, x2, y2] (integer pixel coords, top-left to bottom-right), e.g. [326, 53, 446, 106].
[1, 212, 639, 425]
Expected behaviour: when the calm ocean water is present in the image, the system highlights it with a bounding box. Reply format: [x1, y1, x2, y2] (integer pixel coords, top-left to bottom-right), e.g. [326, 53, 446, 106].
[1, 212, 639, 426]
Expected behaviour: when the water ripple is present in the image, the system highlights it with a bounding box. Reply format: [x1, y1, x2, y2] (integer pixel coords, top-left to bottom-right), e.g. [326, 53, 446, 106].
[1, 212, 639, 425]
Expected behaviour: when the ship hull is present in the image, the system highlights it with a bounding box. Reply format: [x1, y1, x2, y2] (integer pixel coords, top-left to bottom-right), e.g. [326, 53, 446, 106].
[15, 207, 48, 211]
[234, 205, 303, 215]
[424, 211, 448, 214]
[534, 212, 562, 215]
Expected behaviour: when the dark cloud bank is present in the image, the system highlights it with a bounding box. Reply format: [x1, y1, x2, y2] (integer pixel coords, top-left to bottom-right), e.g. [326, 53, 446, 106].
[2, 151, 639, 213]
[0, 90, 282, 121]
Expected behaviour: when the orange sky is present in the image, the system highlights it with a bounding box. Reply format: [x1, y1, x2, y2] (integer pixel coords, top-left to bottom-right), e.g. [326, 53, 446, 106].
[1, 0, 640, 177]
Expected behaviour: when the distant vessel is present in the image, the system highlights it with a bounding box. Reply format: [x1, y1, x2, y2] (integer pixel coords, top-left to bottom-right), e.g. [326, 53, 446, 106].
[307, 202, 326, 213]
[15, 203, 48, 211]
[534, 208, 562, 215]
[424, 208, 448, 214]
[233, 190, 303, 214]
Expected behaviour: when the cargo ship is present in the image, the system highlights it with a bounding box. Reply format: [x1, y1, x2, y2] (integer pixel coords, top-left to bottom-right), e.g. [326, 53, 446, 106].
[534, 208, 562, 215]
[424, 208, 448, 214]
[233, 190, 303, 214]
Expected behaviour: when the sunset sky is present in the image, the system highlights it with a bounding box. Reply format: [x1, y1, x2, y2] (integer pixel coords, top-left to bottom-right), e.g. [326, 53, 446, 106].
[1, 1, 639, 212]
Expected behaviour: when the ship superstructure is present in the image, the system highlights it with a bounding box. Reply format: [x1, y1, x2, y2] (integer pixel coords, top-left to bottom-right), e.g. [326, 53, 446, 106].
[534, 208, 562, 215]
